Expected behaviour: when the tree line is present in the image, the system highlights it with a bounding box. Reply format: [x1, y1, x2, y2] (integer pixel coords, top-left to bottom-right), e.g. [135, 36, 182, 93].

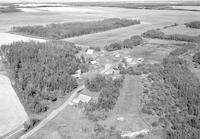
[11, 18, 140, 40]
[1, 41, 86, 113]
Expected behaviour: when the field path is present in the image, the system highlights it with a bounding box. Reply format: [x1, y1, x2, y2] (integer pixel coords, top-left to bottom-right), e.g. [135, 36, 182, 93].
[115, 75, 142, 114]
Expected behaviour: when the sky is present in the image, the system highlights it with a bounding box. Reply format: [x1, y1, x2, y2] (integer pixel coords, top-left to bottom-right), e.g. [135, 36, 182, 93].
[0, 0, 199, 3]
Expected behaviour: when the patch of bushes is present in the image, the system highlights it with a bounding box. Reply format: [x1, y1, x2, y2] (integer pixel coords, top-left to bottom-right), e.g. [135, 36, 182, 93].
[123, 35, 143, 48]
[169, 43, 196, 56]
[92, 124, 125, 139]
[185, 21, 200, 29]
[89, 46, 101, 51]
[11, 18, 140, 39]
[104, 42, 123, 51]
[85, 75, 124, 116]
[24, 119, 40, 132]
[104, 35, 143, 51]
[141, 29, 165, 39]
[1, 41, 84, 113]
[192, 52, 200, 64]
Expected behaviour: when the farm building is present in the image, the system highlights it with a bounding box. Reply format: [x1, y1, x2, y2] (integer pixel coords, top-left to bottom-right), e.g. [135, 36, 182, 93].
[72, 94, 91, 104]
[86, 49, 94, 55]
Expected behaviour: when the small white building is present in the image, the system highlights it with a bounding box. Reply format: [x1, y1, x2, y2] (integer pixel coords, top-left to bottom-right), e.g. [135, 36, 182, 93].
[72, 94, 91, 104]
[86, 49, 94, 55]
[113, 52, 120, 58]
[72, 69, 81, 79]
[90, 60, 97, 65]
[137, 58, 144, 63]
[126, 57, 133, 63]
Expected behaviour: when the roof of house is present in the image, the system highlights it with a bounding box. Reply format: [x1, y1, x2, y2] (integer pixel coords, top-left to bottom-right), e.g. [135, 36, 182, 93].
[72, 94, 91, 104]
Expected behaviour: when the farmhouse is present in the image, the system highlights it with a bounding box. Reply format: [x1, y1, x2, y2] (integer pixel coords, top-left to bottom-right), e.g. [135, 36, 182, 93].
[72, 94, 91, 104]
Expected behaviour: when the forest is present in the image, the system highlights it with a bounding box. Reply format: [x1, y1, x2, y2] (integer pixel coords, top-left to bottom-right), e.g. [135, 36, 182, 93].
[141, 29, 200, 42]
[141, 44, 200, 139]
[185, 21, 200, 29]
[11, 18, 140, 40]
[1, 41, 85, 113]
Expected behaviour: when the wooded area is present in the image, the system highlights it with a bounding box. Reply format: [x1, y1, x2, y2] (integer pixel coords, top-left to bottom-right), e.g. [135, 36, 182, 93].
[1, 41, 84, 113]
[104, 35, 143, 51]
[141, 44, 200, 139]
[11, 18, 140, 40]
[185, 21, 200, 29]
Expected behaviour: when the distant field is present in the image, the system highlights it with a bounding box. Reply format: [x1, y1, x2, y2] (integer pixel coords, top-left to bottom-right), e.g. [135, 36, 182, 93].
[172, 6, 200, 10]
[0, 32, 45, 46]
[162, 24, 200, 36]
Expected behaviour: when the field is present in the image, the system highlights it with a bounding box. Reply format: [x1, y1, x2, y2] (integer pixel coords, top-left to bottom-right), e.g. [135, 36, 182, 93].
[0, 73, 28, 137]
[161, 24, 200, 36]
[0, 33, 45, 46]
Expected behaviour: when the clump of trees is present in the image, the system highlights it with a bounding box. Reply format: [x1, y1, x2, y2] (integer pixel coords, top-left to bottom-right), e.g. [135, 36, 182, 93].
[141, 29, 200, 42]
[85, 74, 124, 112]
[1, 41, 85, 113]
[91, 124, 125, 139]
[185, 21, 200, 29]
[104, 42, 123, 52]
[169, 43, 196, 56]
[104, 35, 143, 51]
[193, 52, 200, 64]
[141, 29, 165, 39]
[11, 18, 140, 39]
[123, 35, 143, 48]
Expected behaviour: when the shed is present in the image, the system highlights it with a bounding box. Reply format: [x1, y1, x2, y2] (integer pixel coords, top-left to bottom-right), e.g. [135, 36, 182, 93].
[86, 49, 94, 55]
[72, 94, 91, 104]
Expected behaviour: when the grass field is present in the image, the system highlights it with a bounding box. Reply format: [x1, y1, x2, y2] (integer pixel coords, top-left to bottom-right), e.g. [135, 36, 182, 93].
[161, 24, 200, 36]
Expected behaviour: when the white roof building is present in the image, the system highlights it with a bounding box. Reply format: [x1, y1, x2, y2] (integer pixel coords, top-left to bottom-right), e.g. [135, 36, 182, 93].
[72, 94, 91, 104]
[86, 49, 94, 55]
[90, 60, 97, 64]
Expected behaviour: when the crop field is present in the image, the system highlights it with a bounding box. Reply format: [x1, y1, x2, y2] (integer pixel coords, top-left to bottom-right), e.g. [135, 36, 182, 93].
[161, 24, 200, 36]
[172, 6, 200, 10]
[0, 74, 28, 137]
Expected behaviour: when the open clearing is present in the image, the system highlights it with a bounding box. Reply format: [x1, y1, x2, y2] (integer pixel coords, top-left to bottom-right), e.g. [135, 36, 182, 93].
[0, 74, 28, 137]
[0, 33, 45, 46]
